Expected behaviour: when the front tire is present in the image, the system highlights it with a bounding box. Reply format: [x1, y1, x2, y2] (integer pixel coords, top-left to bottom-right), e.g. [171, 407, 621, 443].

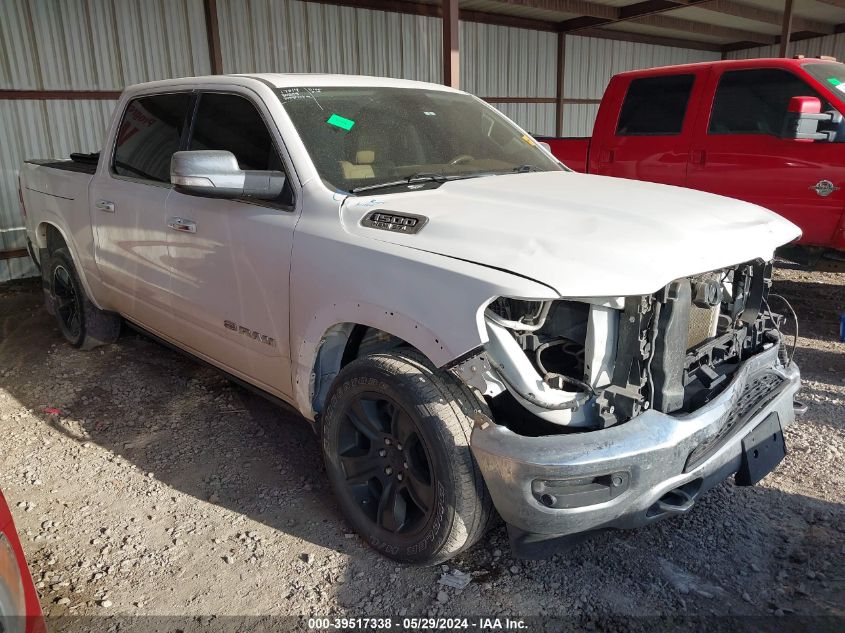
[47, 248, 121, 350]
[322, 350, 494, 565]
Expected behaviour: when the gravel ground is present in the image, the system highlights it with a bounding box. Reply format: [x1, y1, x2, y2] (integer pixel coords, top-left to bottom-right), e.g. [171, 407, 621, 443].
[0, 266, 842, 631]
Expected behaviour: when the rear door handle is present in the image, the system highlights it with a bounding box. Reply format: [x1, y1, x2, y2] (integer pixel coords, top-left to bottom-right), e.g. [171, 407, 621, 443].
[95, 199, 115, 213]
[167, 217, 197, 233]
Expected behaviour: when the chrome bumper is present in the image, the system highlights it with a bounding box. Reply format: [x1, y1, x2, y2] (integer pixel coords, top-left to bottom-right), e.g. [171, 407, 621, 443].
[471, 344, 800, 542]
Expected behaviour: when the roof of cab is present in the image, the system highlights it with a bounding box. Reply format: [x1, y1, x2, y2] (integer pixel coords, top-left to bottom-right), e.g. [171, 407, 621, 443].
[613, 57, 841, 79]
[124, 73, 463, 95]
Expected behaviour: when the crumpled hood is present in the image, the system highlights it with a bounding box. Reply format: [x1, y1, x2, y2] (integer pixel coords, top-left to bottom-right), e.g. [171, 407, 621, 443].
[342, 171, 801, 297]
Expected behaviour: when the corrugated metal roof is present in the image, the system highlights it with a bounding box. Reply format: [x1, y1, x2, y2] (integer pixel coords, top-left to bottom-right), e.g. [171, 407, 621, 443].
[741, 0, 845, 25]
[600, 20, 729, 45]
[671, 6, 781, 36]
[440, 0, 845, 51]
[459, 0, 579, 22]
[726, 31, 845, 61]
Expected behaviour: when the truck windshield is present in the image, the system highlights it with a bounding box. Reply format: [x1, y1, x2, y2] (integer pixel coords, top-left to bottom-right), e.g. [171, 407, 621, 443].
[803, 62, 845, 100]
[278, 86, 562, 194]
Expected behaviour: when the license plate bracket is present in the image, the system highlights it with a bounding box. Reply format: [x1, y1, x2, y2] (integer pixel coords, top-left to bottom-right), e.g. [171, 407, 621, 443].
[735, 413, 786, 486]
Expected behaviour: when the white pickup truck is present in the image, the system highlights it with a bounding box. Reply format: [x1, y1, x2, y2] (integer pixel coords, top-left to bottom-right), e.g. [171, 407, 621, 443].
[19, 74, 803, 564]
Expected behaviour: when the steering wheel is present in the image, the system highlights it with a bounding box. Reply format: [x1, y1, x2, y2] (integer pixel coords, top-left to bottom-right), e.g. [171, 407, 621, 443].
[448, 154, 475, 165]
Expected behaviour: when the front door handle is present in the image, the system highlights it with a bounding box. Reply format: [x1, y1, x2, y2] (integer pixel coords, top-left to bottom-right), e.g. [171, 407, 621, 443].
[167, 217, 197, 233]
[95, 199, 115, 213]
[691, 149, 706, 166]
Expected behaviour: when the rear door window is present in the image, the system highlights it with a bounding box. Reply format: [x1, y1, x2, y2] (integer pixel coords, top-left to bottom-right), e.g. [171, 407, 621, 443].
[113, 93, 191, 183]
[616, 74, 695, 136]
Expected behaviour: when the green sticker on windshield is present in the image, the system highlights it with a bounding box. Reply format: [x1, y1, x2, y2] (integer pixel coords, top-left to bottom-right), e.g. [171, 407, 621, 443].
[327, 113, 355, 131]
[827, 77, 842, 86]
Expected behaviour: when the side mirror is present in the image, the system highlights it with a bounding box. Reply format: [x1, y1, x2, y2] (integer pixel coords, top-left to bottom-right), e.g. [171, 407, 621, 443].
[781, 96, 837, 141]
[170, 150, 285, 200]
[538, 141, 552, 153]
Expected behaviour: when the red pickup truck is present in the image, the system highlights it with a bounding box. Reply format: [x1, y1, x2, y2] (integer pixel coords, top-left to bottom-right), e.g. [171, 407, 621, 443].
[541, 57, 845, 269]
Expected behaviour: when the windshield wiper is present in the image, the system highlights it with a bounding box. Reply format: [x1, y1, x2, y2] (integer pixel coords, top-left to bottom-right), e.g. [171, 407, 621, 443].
[351, 173, 450, 194]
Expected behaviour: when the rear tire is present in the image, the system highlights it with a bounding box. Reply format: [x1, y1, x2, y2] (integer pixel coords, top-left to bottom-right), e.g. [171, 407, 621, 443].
[47, 248, 121, 350]
[321, 350, 494, 565]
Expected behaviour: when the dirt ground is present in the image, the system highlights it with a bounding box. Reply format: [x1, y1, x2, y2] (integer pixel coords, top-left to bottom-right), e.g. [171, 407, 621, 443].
[0, 265, 843, 632]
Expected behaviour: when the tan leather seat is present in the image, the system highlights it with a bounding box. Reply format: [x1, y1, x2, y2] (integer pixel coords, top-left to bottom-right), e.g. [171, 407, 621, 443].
[341, 149, 376, 179]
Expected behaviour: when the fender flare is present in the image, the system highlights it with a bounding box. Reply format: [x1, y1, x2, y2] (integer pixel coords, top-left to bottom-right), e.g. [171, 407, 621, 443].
[35, 220, 107, 311]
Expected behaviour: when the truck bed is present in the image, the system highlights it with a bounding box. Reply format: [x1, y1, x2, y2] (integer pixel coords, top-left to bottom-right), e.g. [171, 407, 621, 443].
[536, 137, 590, 173]
[20, 156, 100, 271]
[21, 159, 95, 202]
[25, 152, 99, 176]
[26, 159, 97, 176]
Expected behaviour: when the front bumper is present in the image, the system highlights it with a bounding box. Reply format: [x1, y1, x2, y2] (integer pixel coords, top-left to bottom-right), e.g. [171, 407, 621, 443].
[471, 344, 800, 553]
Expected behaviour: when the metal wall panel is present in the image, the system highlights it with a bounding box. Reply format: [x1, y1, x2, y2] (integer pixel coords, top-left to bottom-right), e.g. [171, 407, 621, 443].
[460, 21, 557, 97]
[561, 102, 601, 138]
[0, 0, 211, 90]
[564, 35, 720, 101]
[490, 102, 556, 136]
[0, 99, 115, 282]
[726, 34, 845, 61]
[216, 0, 442, 82]
[0, 0, 210, 281]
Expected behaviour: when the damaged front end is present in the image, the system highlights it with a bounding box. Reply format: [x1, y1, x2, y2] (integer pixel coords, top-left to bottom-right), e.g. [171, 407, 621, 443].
[452, 259, 801, 556]
[454, 258, 790, 433]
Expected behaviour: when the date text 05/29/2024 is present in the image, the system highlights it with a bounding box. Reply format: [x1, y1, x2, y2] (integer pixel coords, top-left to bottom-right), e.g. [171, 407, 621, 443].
[307, 617, 528, 630]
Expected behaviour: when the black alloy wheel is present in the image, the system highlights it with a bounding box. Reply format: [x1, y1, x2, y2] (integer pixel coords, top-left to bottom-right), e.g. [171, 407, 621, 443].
[52, 264, 82, 340]
[337, 392, 435, 535]
[47, 247, 122, 349]
[321, 351, 495, 565]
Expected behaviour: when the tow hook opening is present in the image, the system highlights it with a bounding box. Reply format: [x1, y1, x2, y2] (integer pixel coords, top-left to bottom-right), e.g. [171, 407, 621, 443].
[793, 399, 808, 417]
[647, 479, 702, 518]
[532, 471, 630, 509]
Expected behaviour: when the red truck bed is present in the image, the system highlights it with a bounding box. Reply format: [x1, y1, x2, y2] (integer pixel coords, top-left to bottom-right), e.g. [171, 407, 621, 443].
[536, 137, 590, 174]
